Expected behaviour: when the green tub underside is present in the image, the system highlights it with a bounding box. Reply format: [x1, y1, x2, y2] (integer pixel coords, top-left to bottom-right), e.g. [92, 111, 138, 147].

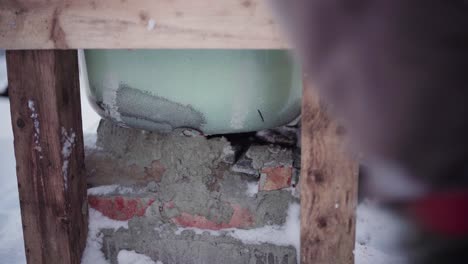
[83, 49, 302, 135]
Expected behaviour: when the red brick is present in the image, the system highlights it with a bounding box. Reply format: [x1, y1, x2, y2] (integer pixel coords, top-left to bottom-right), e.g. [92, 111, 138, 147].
[171, 203, 254, 230]
[88, 196, 155, 221]
[259, 166, 293, 191]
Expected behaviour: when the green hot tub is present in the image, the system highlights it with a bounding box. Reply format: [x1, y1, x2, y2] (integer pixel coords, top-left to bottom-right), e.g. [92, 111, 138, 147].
[81, 50, 301, 135]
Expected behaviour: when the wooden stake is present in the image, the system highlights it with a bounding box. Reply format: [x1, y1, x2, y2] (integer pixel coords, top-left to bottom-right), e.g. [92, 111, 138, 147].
[301, 76, 358, 264]
[6, 50, 87, 264]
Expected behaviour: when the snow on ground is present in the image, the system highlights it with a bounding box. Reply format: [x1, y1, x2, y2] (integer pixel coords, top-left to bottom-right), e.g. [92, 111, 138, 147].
[228, 203, 300, 257]
[117, 250, 163, 264]
[0, 56, 408, 264]
[0, 98, 25, 264]
[355, 201, 410, 264]
[81, 209, 128, 264]
[87, 185, 144, 196]
[245, 181, 259, 197]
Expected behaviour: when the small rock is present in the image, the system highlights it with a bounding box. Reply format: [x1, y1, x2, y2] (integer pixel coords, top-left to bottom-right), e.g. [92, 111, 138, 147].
[231, 156, 259, 177]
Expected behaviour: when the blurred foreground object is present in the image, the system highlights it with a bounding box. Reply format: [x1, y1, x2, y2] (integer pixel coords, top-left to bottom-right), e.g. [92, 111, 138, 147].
[270, 0, 468, 262]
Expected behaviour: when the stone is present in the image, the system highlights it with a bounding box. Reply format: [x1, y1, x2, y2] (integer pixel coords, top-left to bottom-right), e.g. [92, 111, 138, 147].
[231, 155, 258, 177]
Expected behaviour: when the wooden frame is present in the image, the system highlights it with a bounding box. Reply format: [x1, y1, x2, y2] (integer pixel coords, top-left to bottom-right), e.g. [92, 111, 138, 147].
[1, 1, 357, 264]
[0, 0, 287, 49]
[6, 50, 87, 264]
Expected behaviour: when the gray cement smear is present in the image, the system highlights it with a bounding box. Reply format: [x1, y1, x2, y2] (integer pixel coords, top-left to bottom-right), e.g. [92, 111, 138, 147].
[101, 221, 297, 264]
[91, 119, 299, 263]
[100, 84, 206, 133]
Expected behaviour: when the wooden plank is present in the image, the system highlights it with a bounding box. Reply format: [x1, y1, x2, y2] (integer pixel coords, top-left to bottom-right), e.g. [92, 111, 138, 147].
[0, 0, 288, 49]
[7, 50, 87, 264]
[301, 76, 358, 264]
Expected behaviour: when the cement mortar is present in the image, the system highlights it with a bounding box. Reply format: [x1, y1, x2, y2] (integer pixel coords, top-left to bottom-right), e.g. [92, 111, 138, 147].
[91, 119, 298, 227]
[246, 145, 293, 170]
[88, 119, 300, 263]
[102, 219, 297, 264]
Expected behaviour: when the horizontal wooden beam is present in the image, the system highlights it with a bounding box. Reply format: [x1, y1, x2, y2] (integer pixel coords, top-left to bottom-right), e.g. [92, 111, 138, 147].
[0, 0, 288, 49]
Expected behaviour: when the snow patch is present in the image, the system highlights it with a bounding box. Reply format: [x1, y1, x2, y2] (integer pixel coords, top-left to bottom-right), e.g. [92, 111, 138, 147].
[117, 250, 162, 264]
[0, 99, 26, 264]
[228, 202, 300, 260]
[245, 181, 259, 197]
[354, 200, 410, 264]
[28, 100, 42, 157]
[87, 185, 137, 196]
[81, 209, 129, 264]
[146, 19, 156, 31]
[84, 133, 99, 149]
[61, 127, 76, 190]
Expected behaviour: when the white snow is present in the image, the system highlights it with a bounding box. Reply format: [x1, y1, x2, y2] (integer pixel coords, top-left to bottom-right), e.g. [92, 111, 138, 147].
[28, 99, 42, 155]
[245, 181, 259, 197]
[88, 185, 136, 196]
[61, 127, 76, 190]
[81, 209, 129, 264]
[117, 250, 163, 264]
[229, 203, 300, 258]
[0, 99, 26, 264]
[146, 19, 156, 31]
[354, 200, 410, 264]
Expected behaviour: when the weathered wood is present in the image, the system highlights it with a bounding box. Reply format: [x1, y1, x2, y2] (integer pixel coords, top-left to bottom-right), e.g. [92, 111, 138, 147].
[301, 76, 358, 264]
[7, 50, 87, 264]
[0, 0, 288, 49]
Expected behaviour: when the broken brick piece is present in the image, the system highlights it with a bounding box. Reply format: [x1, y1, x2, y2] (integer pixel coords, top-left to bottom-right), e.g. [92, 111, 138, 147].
[171, 203, 254, 230]
[259, 166, 293, 191]
[88, 195, 155, 221]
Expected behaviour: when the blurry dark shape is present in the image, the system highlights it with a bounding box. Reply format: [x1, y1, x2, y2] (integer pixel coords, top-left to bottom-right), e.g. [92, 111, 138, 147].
[255, 125, 298, 147]
[271, 0, 468, 193]
[270, 0, 468, 262]
[231, 154, 258, 177]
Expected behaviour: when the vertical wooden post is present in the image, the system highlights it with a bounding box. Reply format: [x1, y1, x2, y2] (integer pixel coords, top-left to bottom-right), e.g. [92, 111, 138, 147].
[301, 76, 358, 264]
[6, 50, 87, 264]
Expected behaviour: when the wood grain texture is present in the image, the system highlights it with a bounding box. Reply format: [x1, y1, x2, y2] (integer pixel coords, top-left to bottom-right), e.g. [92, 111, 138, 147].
[0, 0, 288, 49]
[300, 76, 358, 264]
[7, 50, 87, 264]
